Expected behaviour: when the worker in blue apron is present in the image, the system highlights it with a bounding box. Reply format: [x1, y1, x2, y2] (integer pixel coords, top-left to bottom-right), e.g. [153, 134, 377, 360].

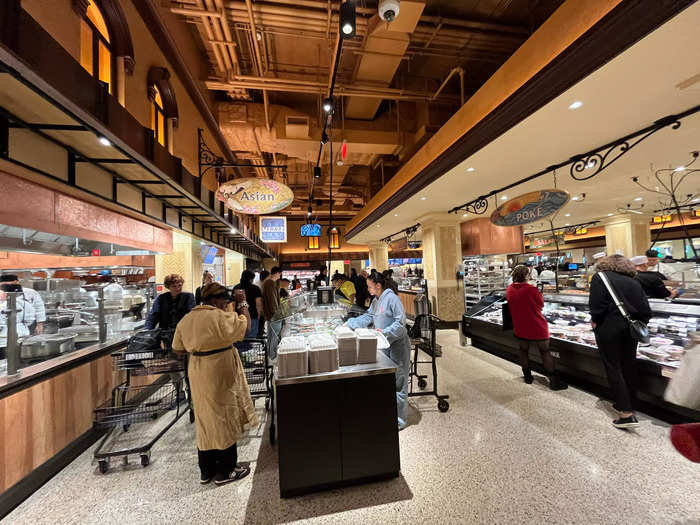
[347, 272, 411, 430]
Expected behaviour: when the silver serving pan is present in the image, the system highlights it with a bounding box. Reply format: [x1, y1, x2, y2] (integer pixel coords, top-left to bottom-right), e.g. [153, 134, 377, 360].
[20, 333, 76, 360]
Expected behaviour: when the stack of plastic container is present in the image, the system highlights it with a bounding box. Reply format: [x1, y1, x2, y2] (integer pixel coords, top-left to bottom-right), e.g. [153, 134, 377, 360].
[277, 335, 308, 378]
[307, 333, 339, 374]
[355, 328, 378, 364]
[335, 326, 358, 366]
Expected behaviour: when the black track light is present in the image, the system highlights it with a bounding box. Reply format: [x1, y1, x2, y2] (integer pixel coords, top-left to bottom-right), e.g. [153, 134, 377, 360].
[307, 205, 313, 216]
[313, 166, 321, 179]
[340, 1, 356, 39]
[321, 132, 329, 145]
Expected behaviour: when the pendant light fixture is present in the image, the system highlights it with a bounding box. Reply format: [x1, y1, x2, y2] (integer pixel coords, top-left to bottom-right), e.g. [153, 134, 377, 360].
[307, 236, 319, 250]
[329, 226, 340, 249]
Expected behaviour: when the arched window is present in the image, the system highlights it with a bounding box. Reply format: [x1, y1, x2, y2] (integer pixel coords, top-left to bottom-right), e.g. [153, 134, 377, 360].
[79, 0, 113, 93]
[151, 85, 166, 147]
[147, 67, 179, 151]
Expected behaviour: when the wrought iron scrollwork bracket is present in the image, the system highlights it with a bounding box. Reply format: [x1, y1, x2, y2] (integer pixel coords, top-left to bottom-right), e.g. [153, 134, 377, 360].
[570, 115, 682, 181]
[451, 195, 489, 216]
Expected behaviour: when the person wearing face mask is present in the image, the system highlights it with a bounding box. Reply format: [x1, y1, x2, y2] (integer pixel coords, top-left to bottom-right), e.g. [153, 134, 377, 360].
[347, 272, 411, 430]
[145, 274, 195, 334]
[172, 283, 256, 486]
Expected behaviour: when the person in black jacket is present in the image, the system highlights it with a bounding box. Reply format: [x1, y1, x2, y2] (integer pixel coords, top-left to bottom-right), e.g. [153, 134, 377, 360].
[630, 255, 677, 299]
[145, 274, 196, 335]
[195, 271, 214, 305]
[589, 255, 652, 429]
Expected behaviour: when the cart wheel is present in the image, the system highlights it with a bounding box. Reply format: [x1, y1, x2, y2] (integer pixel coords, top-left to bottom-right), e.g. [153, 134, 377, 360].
[98, 460, 109, 474]
[269, 423, 276, 446]
[265, 398, 270, 412]
[418, 378, 428, 390]
[140, 454, 150, 467]
[189, 410, 195, 424]
[437, 399, 450, 413]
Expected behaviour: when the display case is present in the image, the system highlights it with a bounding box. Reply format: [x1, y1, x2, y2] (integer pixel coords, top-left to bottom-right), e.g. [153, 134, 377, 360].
[463, 292, 700, 420]
[463, 255, 508, 310]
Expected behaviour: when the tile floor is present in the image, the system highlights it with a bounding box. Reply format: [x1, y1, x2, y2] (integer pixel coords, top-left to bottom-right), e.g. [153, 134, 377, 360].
[6, 330, 700, 525]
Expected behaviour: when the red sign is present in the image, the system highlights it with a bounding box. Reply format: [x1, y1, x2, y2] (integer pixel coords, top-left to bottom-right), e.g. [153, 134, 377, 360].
[341, 141, 347, 161]
[91, 249, 101, 256]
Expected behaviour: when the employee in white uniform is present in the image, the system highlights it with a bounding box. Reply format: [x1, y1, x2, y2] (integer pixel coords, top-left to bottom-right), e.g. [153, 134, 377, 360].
[0, 283, 36, 348]
[0, 274, 45, 334]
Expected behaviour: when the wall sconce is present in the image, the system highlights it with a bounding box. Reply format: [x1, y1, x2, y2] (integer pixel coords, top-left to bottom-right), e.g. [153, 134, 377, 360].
[307, 236, 319, 250]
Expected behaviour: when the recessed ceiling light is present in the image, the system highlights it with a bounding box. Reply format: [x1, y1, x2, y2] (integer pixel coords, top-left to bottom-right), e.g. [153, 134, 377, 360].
[500, 195, 507, 200]
[693, 198, 700, 203]
[565, 223, 570, 226]
[467, 167, 475, 172]
[572, 196, 579, 201]
[420, 196, 427, 200]
[376, 224, 381, 227]
[230, 228, 237, 234]
[564, 213, 571, 217]
[98, 136, 111, 146]
[569, 101, 583, 110]
[394, 213, 398, 217]
[634, 197, 643, 201]
[674, 166, 686, 172]
[607, 213, 613, 216]
[462, 213, 468, 217]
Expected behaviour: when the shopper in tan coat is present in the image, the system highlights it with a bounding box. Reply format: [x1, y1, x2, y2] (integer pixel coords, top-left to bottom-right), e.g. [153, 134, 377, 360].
[172, 283, 258, 485]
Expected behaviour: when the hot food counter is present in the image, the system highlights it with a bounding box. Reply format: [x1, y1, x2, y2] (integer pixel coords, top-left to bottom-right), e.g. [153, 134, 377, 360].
[272, 292, 401, 497]
[462, 292, 700, 422]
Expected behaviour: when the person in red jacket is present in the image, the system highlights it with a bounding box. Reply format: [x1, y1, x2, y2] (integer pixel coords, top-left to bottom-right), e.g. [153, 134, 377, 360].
[506, 265, 567, 390]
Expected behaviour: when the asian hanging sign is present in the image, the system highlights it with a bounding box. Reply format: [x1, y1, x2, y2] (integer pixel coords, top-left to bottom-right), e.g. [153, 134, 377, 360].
[490, 189, 569, 226]
[217, 178, 294, 215]
[259, 216, 288, 243]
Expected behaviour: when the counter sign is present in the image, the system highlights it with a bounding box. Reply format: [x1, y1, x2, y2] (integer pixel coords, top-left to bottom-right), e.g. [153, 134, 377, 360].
[490, 189, 569, 226]
[259, 216, 287, 243]
[217, 178, 294, 215]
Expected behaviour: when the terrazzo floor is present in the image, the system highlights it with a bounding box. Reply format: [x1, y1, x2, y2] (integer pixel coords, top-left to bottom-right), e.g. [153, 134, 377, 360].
[6, 330, 700, 525]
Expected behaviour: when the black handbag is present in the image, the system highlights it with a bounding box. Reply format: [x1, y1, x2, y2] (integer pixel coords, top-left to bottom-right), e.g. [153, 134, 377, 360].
[126, 329, 163, 354]
[501, 302, 513, 332]
[598, 272, 650, 344]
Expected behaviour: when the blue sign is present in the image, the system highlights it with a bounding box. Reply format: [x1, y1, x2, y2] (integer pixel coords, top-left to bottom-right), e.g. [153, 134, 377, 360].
[259, 216, 287, 243]
[300, 223, 321, 237]
[490, 189, 569, 226]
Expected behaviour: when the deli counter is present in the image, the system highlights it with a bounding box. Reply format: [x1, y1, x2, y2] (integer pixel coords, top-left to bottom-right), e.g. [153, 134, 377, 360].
[462, 292, 700, 421]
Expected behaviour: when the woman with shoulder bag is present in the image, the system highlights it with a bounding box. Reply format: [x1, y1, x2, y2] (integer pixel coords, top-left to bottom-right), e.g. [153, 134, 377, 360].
[589, 255, 652, 429]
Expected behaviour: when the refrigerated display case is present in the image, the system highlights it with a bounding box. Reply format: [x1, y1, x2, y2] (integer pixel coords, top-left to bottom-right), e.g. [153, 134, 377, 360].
[462, 292, 700, 420]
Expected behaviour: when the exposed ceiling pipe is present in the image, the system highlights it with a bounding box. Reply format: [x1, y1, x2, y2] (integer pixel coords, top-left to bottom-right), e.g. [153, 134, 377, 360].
[432, 67, 464, 101]
[207, 79, 459, 101]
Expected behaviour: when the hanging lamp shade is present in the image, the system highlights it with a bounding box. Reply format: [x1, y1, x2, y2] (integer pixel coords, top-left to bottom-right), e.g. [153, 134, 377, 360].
[307, 236, 319, 250]
[329, 226, 340, 249]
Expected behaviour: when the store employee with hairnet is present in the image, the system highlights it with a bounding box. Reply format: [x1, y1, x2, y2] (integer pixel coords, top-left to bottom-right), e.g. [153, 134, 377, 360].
[0, 274, 45, 334]
[347, 271, 411, 430]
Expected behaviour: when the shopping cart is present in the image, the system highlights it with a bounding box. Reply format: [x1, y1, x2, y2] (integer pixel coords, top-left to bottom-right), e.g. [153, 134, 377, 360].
[92, 342, 191, 473]
[234, 337, 276, 445]
[408, 313, 450, 413]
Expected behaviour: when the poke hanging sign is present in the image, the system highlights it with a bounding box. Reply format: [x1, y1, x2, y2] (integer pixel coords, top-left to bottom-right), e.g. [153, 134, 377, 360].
[490, 189, 569, 226]
[217, 178, 294, 215]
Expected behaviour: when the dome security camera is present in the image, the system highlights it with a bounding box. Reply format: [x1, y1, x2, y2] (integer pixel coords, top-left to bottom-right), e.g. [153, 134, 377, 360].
[379, 0, 400, 22]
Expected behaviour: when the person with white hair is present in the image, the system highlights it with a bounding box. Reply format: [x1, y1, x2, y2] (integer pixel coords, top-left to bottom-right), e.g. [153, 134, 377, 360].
[630, 255, 677, 299]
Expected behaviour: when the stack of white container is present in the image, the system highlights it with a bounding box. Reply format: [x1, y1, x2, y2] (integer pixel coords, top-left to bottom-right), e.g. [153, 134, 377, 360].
[355, 328, 379, 364]
[277, 335, 308, 378]
[308, 333, 340, 374]
[335, 326, 358, 366]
